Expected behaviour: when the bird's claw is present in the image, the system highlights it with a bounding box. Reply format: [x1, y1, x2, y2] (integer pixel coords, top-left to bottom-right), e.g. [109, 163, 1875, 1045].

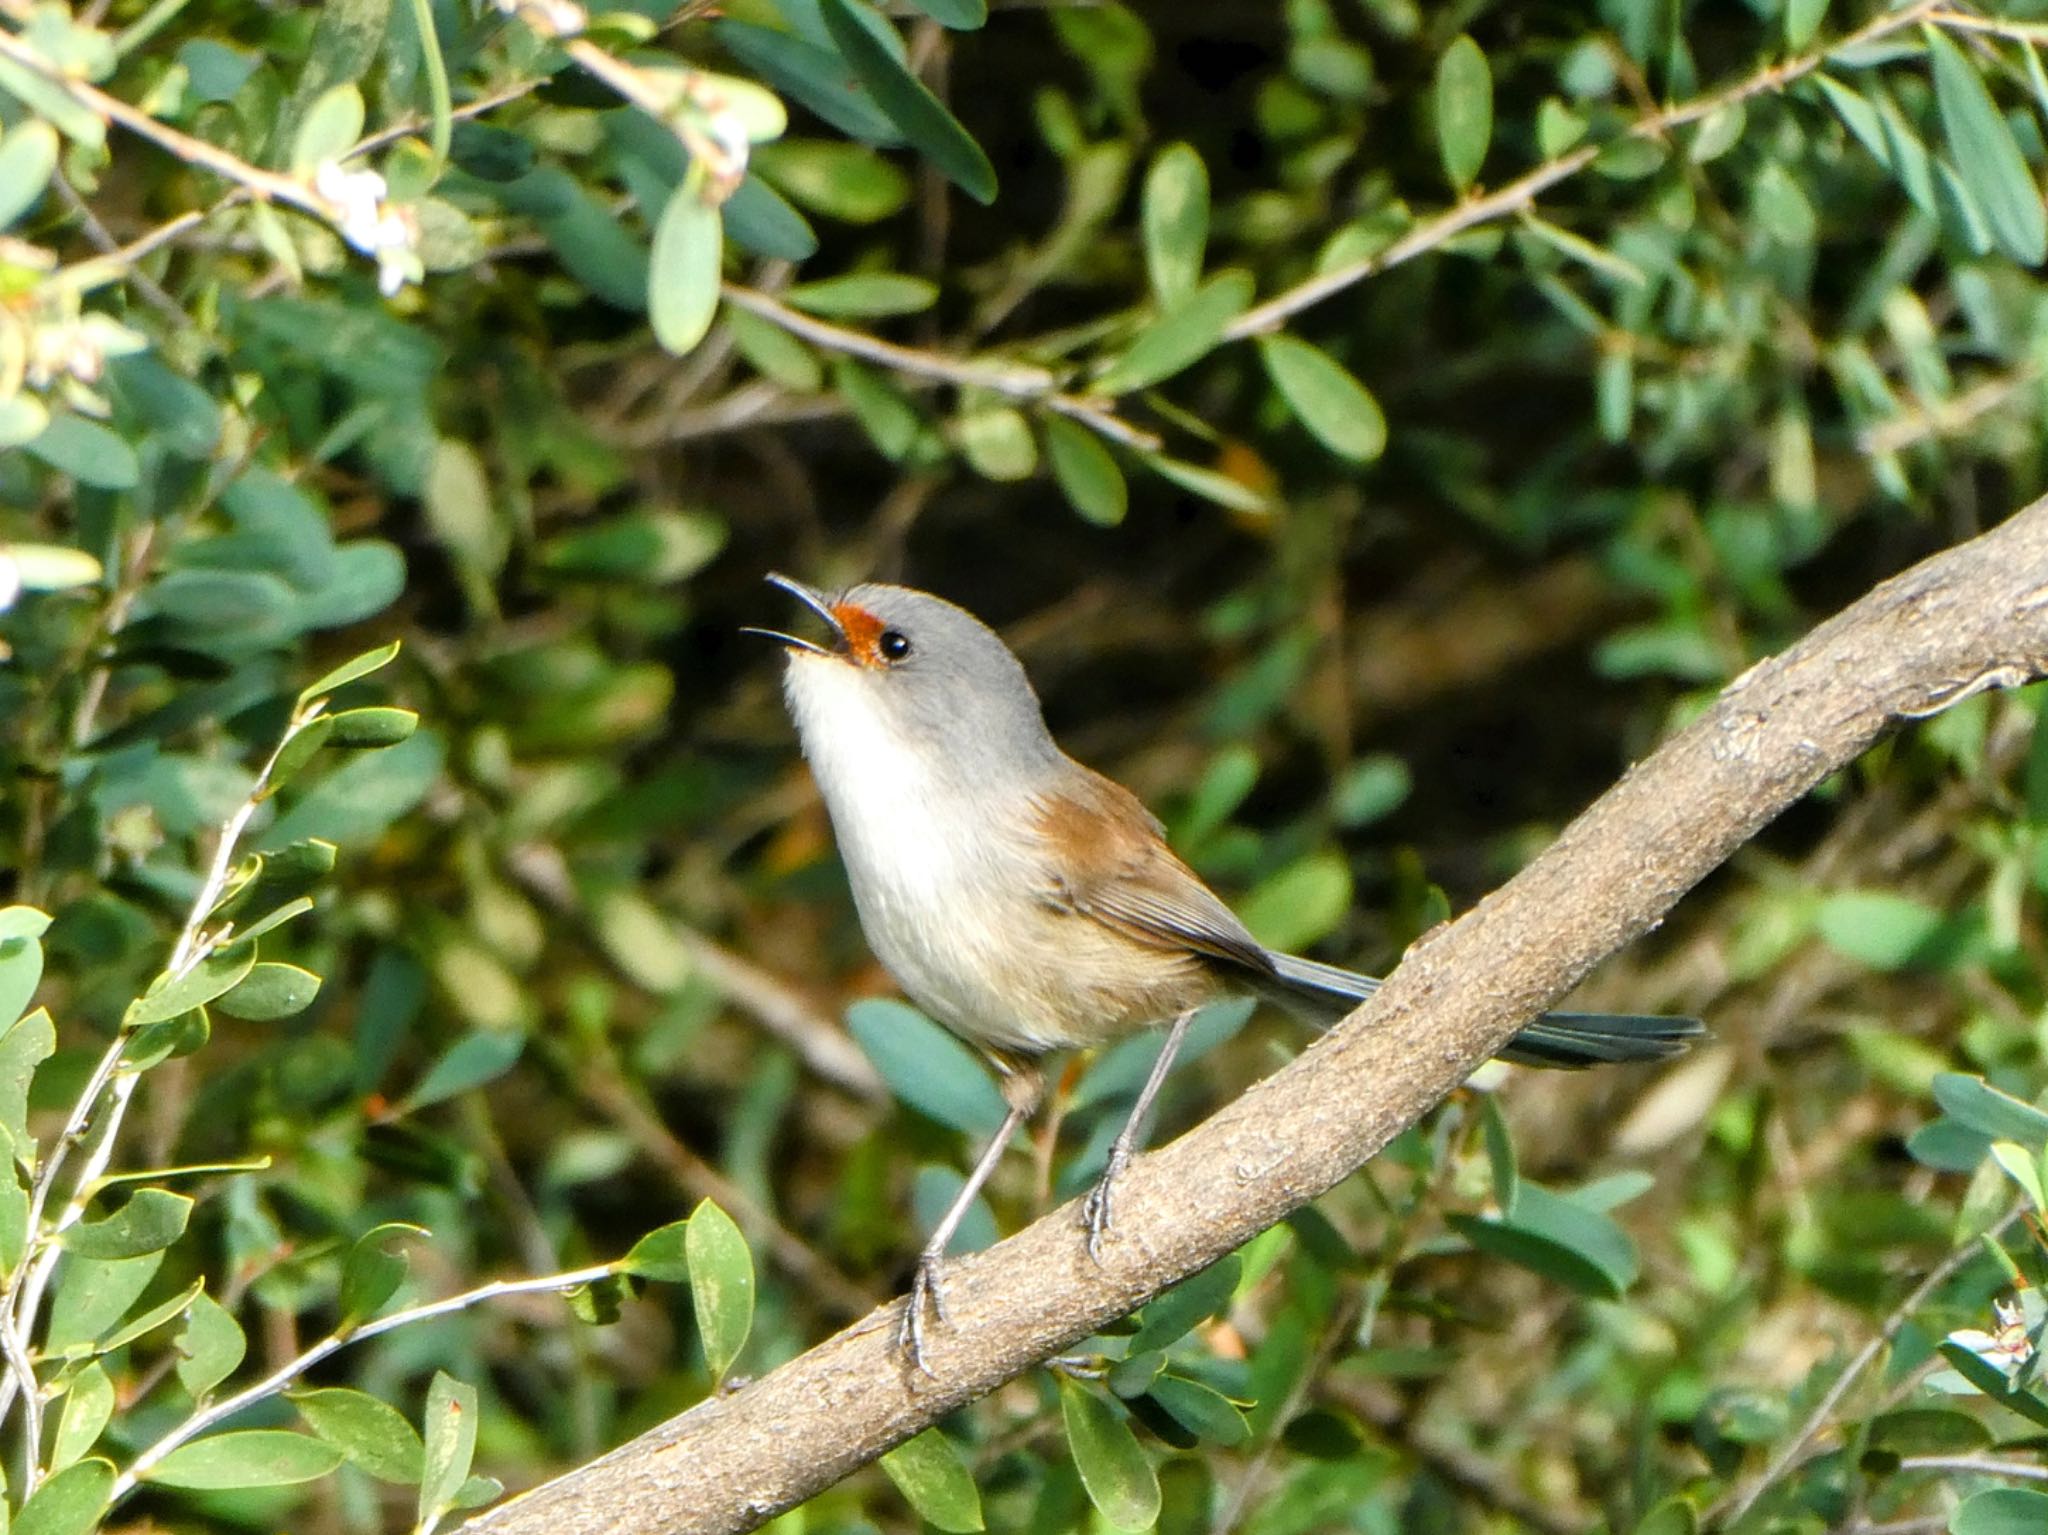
[899, 1253, 948, 1375]
[1082, 1156, 1126, 1262]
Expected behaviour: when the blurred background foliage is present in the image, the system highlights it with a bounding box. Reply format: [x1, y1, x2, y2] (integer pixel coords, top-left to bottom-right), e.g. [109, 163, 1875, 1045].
[6, 0, 2048, 1530]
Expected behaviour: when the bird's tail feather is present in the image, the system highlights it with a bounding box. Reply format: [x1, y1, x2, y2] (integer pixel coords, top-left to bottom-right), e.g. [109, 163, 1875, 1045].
[1262, 952, 1702, 1069]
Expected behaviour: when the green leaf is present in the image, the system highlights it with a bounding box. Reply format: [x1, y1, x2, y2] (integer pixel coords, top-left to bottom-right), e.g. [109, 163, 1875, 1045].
[0, 119, 58, 231]
[1095, 270, 1253, 394]
[87, 1278, 200, 1357]
[1926, 26, 2047, 266]
[60, 1188, 192, 1259]
[1785, 0, 1828, 49]
[290, 82, 366, 176]
[1142, 143, 1208, 306]
[1991, 1140, 2046, 1210]
[687, 1198, 754, 1382]
[0, 907, 50, 943]
[1148, 1374, 1250, 1446]
[1060, 1377, 1160, 1531]
[423, 438, 505, 579]
[818, 0, 996, 203]
[28, 416, 139, 490]
[1865, 1406, 1994, 1453]
[957, 406, 1038, 482]
[417, 1371, 480, 1529]
[403, 1028, 525, 1110]
[1451, 1181, 1639, 1299]
[847, 998, 1008, 1136]
[622, 1219, 690, 1282]
[1043, 416, 1127, 527]
[14, 1458, 113, 1535]
[293, 1386, 426, 1484]
[1257, 336, 1387, 462]
[324, 707, 419, 748]
[265, 715, 337, 795]
[1815, 890, 1945, 970]
[175, 1290, 246, 1399]
[258, 728, 444, 852]
[216, 962, 322, 1022]
[1128, 1255, 1240, 1355]
[49, 1362, 113, 1471]
[1480, 1094, 1519, 1214]
[0, 930, 41, 1033]
[339, 1221, 425, 1328]
[833, 357, 925, 458]
[880, 1428, 984, 1532]
[1954, 1490, 2048, 1535]
[1633, 1495, 1697, 1535]
[1434, 35, 1493, 191]
[713, 21, 902, 146]
[903, 0, 985, 28]
[1936, 1343, 2048, 1432]
[649, 171, 724, 357]
[0, 1005, 53, 1163]
[1238, 851, 1351, 952]
[299, 639, 402, 706]
[1145, 454, 1269, 514]
[784, 273, 935, 318]
[1931, 1073, 2048, 1144]
[129, 944, 258, 1028]
[146, 1430, 343, 1489]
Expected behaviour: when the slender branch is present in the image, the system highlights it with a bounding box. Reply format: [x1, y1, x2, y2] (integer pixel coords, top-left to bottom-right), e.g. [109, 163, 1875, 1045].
[1896, 1456, 2048, 1482]
[1715, 1205, 2028, 1526]
[719, 286, 1161, 451]
[1220, 0, 1944, 341]
[453, 499, 2048, 1535]
[110, 1261, 622, 1502]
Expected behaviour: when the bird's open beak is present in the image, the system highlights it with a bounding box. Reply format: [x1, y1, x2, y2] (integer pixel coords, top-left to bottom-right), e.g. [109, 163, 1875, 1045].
[741, 572, 846, 658]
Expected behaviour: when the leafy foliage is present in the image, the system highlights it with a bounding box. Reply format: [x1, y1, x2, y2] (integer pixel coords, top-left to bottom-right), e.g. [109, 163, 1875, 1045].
[2, 0, 2048, 1530]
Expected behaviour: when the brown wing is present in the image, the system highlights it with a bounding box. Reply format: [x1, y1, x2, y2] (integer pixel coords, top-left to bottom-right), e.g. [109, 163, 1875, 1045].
[1030, 766, 1276, 978]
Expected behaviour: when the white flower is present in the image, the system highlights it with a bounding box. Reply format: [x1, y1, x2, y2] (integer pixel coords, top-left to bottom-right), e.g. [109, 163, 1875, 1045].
[313, 161, 421, 297]
[494, 0, 586, 37]
[1947, 1296, 2036, 1384]
[0, 551, 19, 615]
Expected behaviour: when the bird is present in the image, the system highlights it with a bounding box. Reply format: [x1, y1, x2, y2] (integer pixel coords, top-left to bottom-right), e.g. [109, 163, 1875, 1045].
[748, 574, 1701, 1369]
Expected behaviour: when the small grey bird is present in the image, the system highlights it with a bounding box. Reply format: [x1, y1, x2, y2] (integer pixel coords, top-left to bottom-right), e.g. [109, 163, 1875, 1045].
[750, 574, 1699, 1368]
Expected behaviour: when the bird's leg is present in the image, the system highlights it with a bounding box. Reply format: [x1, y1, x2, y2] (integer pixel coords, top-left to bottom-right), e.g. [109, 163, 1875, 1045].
[901, 1064, 1042, 1374]
[1083, 1008, 1196, 1261]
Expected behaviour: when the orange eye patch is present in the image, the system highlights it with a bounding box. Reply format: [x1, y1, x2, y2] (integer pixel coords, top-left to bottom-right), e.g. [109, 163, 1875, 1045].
[830, 602, 886, 667]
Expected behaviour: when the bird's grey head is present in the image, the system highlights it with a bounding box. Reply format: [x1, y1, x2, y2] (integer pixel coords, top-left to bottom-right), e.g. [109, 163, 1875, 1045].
[749, 574, 1062, 792]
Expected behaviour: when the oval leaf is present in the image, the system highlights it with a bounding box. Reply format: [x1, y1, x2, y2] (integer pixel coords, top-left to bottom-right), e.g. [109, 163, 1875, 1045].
[294, 1386, 427, 1484]
[0, 119, 59, 231]
[418, 1371, 480, 1528]
[1095, 269, 1254, 395]
[649, 173, 724, 357]
[1142, 143, 1208, 306]
[818, 0, 996, 204]
[145, 1430, 343, 1489]
[60, 1188, 193, 1259]
[1435, 34, 1493, 191]
[1060, 1377, 1160, 1531]
[1258, 336, 1387, 462]
[15, 1457, 113, 1535]
[880, 1428, 984, 1532]
[1043, 416, 1128, 527]
[216, 962, 323, 1022]
[686, 1198, 754, 1382]
[1927, 27, 2047, 266]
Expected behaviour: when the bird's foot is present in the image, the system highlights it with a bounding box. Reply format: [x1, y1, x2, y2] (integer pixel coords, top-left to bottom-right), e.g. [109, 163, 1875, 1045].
[898, 1251, 950, 1375]
[1082, 1148, 1132, 1262]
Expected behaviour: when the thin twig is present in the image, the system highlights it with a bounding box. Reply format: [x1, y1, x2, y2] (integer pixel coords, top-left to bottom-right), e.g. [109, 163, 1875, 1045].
[110, 1261, 621, 1501]
[1715, 1205, 2027, 1527]
[1220, 0, 1945, 341]
[719, 286, 1160, 451]
[1896, 1455, 2048, 1482]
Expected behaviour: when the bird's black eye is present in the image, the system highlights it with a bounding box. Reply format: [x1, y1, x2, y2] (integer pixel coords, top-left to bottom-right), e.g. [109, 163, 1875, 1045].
[878, 629, 912, 663]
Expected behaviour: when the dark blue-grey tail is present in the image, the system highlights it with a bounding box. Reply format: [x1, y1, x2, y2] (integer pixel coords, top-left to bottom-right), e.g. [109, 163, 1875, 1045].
[1263, 953, 1702, 1069]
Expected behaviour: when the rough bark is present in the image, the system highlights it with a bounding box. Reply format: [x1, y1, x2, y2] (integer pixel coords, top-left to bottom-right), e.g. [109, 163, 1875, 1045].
[457, 499, 2048, 1535]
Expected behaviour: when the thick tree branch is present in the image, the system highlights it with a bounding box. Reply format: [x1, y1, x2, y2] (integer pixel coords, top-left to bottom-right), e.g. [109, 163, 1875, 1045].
[456, 499, 2048, 1535]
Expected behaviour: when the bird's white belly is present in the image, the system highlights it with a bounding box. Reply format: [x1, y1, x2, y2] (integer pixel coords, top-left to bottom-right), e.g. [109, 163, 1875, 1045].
[786, 656, 1056, 1052]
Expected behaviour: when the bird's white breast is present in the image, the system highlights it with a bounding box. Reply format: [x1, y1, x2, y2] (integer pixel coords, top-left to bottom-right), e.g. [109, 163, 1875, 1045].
[784, 656, 1044, 1047]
